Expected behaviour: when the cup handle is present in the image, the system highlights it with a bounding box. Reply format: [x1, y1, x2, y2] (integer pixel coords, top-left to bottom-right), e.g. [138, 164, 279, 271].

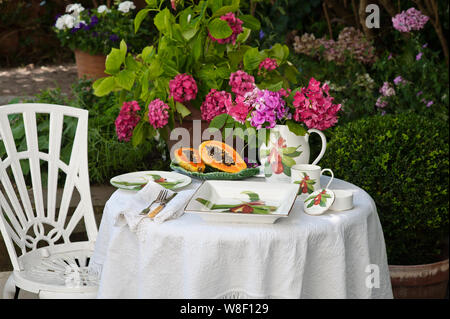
[307, 129, 327, 165]
[321, 168, 334, 189]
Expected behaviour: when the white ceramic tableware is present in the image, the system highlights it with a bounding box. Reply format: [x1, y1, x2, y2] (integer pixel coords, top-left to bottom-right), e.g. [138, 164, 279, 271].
[259, 125, 327, 183]
[184, 180, 300, 224]
[329, 189, 354, 211]
[303, 188, 335, 216]
[110, 171, 191, 191]
[291, 164, 334, 198]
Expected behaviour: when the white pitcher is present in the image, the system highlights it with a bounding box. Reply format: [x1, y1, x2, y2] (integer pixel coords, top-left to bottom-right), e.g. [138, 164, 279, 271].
[259, 125, 327, 182]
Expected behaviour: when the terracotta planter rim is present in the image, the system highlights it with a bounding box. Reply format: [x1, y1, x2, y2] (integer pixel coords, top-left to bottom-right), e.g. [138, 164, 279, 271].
[74, 48, 106, 58]
[389, 258, 449, 269]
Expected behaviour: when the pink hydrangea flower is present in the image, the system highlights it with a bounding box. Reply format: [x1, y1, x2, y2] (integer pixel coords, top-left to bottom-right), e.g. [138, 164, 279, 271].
[169, 73, 198, 103]
[229, 70, 255, 97]
[148, 99, 169, 129]
[115, 101, 141, 142]
[227, 95, 249, 124]
[209, 12, 243, 45]
[277, 88, 292, 98]
[258, 58, 278, 72]
[292, 77, 341, 130]
[201, 89, 232, 122]
[392, 7, 429, 33]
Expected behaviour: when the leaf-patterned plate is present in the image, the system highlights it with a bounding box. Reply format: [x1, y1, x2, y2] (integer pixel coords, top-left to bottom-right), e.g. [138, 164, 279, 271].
[110, 171, 191, 191]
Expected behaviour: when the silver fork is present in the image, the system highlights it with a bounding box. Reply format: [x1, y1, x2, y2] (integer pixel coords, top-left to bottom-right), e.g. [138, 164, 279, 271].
[139, 189, 166, 215]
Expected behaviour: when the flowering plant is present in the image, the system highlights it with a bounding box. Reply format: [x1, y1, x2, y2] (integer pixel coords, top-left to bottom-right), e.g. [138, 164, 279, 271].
[93, 0, 300, 147]
[208, 76, 341, 141]
[53, 1, 153, 55]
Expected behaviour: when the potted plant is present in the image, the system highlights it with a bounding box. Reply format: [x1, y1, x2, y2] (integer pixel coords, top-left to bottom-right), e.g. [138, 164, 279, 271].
[91, 0, 302, 153]
[53, 1, 154, 79]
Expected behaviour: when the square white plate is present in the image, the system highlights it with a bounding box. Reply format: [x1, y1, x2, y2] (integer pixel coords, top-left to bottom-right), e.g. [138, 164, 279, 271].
[184, 180, 300, 224]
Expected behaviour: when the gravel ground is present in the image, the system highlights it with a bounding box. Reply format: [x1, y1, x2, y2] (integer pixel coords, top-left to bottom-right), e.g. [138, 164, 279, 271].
[0, 63, 78, 104]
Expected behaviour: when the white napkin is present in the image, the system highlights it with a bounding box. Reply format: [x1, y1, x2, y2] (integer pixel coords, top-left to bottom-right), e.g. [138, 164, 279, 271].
[114, 181, 195, 239]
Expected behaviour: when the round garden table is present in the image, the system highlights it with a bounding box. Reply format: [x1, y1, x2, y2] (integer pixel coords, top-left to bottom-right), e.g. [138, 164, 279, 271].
[89, 175, 393, 299]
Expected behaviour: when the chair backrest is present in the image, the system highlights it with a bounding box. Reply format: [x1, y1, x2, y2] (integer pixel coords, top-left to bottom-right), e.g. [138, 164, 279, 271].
[0, 103, 97, 271]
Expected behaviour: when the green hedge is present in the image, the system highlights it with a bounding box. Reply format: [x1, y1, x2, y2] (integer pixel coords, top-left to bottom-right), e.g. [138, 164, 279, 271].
[321, 112, 449, 265]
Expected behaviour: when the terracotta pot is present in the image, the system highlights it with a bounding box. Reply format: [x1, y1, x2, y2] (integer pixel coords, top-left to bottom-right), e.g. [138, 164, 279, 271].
[389, 259, 449, 299]
[74, 50, 107, 80]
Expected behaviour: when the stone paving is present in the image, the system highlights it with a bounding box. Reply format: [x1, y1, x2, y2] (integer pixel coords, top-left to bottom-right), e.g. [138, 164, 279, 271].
[0, 63, 78, 105]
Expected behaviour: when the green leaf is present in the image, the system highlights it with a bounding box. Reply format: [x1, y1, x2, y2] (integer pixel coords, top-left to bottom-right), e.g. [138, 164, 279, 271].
[125, 56, 140, 71]
[286, 120, 307, 136]
[241, 191, 260, 202]
[208, 18, 233, 39]
[239, 14, 260, 30]
[175, 102, 191, 118]
[135, 9, 150, 33]
[209, 113, 230, 129]
[281, 155, 296, 167]
[192, 34, 204, 62]
[154, 8, 173, 35]
[282, 147, 298, 154]
[131, 121, 145, 148]
[182, 26, 198, 41]
[115, 69, 136, 91]
[243, 47, 262, 72]
[236, 27, 251, 43]
[282, 162, 292, 176]
[93, 76, 116, 96]
[105, 48, 125, 75]
[211, 0, 240, 17]
[145, 0, 157, 7]
[264, 81, 283, 91]
[284, 150, 302, 157]
[141, 46, 154, 64]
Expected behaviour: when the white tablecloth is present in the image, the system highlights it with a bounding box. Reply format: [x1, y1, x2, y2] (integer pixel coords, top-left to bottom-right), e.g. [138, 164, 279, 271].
[89, 176, 393, 299]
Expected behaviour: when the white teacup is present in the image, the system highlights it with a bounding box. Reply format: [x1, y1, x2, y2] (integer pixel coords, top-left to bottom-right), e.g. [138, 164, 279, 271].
[291, 164, 334, 198]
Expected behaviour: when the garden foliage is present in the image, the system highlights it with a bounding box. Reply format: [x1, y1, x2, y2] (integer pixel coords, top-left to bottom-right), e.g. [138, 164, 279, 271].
[321, 112, 449, 265]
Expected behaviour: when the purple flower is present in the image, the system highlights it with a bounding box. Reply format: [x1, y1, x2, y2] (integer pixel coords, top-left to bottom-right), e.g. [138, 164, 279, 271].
[422, 43, 428, 48]
[416, 91, 423, 96]
[426, 100, 434, 107]
[90, 15, 99, 27]
[393, 76, 407, 86]
[388, 53, 393, 60]
[379, 82, 395, 97]
[381, 111, 386, 116]
[109, 34, 119, 42]
[416, 52, 423, 60]
[259, 30, 265, 40]
[392, 7, 429, 33]
[247, 88, 287, 129]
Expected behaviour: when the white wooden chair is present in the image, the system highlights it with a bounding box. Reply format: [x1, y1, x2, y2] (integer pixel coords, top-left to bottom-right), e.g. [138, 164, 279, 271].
[0, 103, 98, 299]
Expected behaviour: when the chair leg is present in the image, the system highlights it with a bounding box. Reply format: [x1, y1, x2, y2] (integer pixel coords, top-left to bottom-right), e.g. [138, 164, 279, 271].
[2, 274, 16, 299]
[14, 286, 20, 299]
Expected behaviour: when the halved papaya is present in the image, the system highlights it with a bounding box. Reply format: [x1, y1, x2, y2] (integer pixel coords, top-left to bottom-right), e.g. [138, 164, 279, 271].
[198, 140, 247, 173]
[174, 147, 205, 172]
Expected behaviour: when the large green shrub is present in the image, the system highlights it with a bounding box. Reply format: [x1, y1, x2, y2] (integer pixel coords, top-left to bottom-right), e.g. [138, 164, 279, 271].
[321, 112, 449, 265]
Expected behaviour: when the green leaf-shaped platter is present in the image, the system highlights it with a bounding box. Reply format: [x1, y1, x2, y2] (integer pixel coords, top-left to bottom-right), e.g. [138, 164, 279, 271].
[170, 162, 260, 180]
